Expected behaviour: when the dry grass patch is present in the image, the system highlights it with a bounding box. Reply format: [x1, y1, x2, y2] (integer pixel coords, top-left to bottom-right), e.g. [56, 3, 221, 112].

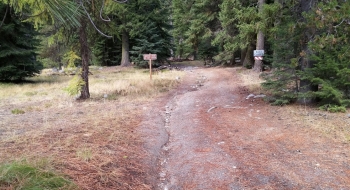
[236, 67, 350, 143]
[0, 66, 184, 189]
[237, 68, 266, 94]
[280, 105, 350, 143]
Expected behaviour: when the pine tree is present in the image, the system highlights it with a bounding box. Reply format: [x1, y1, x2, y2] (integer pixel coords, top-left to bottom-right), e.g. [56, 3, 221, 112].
[172, 0, 221, 60]
[105, 0, 172, 66]
[261, 1, 303, 105]
[0, 3, 42, 81]
[215, 0, 259, 67]
[92, 36, 121, 66]
[171, 0, 192, 59]
[302, 0, 350, 109]
[130, 20, 172, 67]
[262, 0, 350, 109]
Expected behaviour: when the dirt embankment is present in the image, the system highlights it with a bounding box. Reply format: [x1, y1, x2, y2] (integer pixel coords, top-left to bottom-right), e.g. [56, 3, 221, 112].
[139, 67, 350, 189]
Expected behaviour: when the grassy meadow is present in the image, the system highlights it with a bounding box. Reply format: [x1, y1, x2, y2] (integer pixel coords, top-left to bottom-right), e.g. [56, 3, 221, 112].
[0, 66, 184, 189]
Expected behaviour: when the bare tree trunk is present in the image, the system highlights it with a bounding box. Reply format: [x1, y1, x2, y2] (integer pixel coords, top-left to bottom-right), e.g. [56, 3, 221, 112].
[121, 29, 131, 67]
[193, 40, 198, 60]
[243, 44, 255, 68]
[230, 52, 235, 66]
[79, 18, 90, 99]
[240, 47, 247, 65]
[253, 0, 265, 72]
[298, 0, 318, 104]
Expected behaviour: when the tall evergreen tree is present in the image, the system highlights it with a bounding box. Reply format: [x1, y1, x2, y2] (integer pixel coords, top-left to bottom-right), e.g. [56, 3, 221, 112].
[105, 0, 172, 66]
[172, 0, 193, 59]
[262, 1, 304, 105]
[130, 20, 172, 67]
[262, 0, 350, 109]
[215, 0, 259, 67]
[0, 3, 42, 81]
[302, 0, 350, 108]
[92, 36, 121, 66]
[172, 0, 221, 60]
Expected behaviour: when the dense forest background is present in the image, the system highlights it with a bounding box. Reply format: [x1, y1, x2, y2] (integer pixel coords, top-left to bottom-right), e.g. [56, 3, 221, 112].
[0, 0, 349, 110]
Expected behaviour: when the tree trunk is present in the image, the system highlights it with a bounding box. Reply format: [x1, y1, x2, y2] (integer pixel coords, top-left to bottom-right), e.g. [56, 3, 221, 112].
[79, 18, 90, 99]
[230, 52, 235, 66]
[298, 0, 318, 104]
[193, 41, 198, 60]
[253, 0, 265, 72]
[121, 29, 131, 67]
[240, 47, 247, 65]
[243, 44, 254, 68]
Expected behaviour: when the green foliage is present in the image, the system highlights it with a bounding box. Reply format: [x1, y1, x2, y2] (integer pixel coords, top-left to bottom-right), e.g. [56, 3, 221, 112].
[104, 0, 172, 65]
[63, 50, 81, 68]
[261, 1, 306, 105]
[1, 0, 82, 28]
[0, 160, 77, 189]
[319, 104, 347, 113]
[172, 0, 221, 59]
[0, 3, 43, 81]
[261, 0, 350, 108]
[130, 20, 172, 66]
[64, 70, 85, 96]
[91, 36, 121, 66]
[302, 0, 350, 107]
[11, 109, 25, 114]
[37, 26, 68, 69]
[271, 99, 290, 106]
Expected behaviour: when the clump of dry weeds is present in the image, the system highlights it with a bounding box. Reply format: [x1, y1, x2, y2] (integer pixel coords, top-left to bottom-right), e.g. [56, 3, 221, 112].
[237, 68, 266, 95]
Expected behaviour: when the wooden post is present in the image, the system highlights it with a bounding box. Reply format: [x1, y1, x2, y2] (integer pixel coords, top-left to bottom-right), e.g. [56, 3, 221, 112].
[143, 53, 156, 80]
[149, 54, 152, 80]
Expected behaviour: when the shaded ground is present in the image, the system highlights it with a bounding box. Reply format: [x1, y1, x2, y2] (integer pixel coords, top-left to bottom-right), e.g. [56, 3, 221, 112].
[140, 67, 350, 189]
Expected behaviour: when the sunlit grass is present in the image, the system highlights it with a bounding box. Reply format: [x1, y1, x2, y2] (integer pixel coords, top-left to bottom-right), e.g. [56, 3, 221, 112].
[0, 159, 77, 189]
[237, 68, 266, 94]
[0, 66, 184, 106]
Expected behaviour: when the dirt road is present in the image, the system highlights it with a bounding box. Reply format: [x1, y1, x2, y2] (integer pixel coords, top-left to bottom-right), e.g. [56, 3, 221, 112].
[139, 67, 350, 189]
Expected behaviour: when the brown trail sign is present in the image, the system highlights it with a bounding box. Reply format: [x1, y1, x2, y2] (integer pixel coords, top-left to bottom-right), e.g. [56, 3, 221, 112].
[143, 54, 157, 80]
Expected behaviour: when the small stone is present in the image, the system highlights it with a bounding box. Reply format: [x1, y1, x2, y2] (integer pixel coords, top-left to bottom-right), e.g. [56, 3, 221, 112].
[246, 94, 255, 99]
[159, 172, 166, 178]
[347, 114, 350, 118]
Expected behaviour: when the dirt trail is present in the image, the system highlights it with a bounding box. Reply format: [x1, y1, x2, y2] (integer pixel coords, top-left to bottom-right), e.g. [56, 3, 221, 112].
[139, 67, 350, 189]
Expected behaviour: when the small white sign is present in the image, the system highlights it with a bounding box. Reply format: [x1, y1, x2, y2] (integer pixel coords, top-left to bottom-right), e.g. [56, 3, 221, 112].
[143, 54, 157, 60]
[254, 50, 264, 57]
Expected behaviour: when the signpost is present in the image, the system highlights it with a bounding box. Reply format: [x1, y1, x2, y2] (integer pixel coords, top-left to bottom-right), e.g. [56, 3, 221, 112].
[253, 50, 264, 61]
[143, 54, 157, 80]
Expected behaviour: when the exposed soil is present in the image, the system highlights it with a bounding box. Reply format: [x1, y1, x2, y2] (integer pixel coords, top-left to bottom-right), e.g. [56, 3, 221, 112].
[139, 67, 350, 189]
[1, 65, 349, 189]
